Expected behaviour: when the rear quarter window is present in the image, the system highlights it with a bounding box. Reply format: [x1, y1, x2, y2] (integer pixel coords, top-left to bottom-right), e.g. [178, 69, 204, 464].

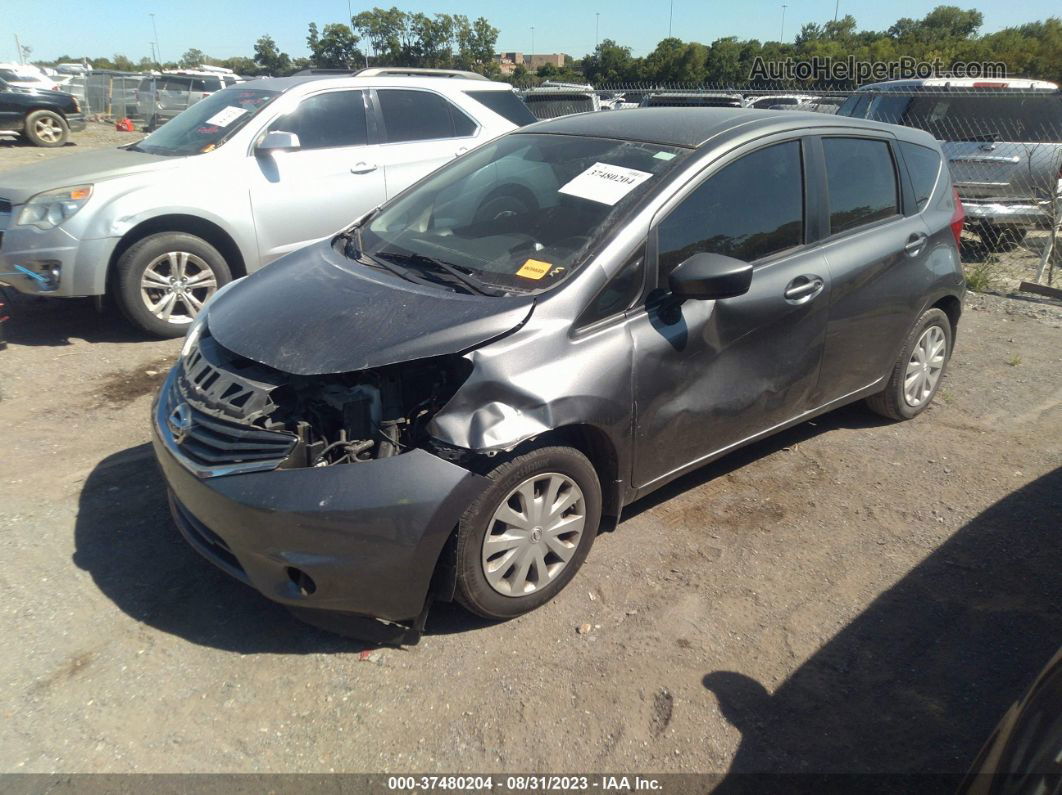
[464, 90, 536, 126]
[899, 141, 942, 210]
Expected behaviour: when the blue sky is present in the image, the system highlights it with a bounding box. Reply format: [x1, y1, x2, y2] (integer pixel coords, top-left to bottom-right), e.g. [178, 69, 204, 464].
[4, 0, 1060, 63]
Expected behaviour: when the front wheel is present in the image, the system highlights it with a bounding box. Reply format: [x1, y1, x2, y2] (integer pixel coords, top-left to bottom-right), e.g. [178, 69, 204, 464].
[454, 446, 601, 620]
[865, 308, 953, 421]
[114, 232, 231, 338]
[24, 110, 69, 147]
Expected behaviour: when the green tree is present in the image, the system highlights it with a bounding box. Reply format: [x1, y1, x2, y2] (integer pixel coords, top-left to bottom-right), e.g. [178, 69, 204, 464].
[310, 23, 362, 68]
[179, 48, 206, 68]
[582, 39, 635, 84]
[253, 34, 292, 75]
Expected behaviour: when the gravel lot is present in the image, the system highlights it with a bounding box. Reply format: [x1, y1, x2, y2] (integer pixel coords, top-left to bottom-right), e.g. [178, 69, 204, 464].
[0, 126, 1060, 778]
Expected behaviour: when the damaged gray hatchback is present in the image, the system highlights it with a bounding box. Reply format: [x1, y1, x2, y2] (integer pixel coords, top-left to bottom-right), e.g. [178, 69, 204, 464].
[152, 108, 965, 640]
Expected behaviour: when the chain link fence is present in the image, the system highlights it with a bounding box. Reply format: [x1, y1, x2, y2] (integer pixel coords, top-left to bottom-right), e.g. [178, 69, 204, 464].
[514, 82, 1061, 290]
[59, 71, 233, 128]
[842, 86, 1062, 292]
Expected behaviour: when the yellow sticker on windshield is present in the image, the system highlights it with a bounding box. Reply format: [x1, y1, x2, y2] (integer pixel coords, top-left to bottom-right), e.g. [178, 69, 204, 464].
[516, 259, 551, 280]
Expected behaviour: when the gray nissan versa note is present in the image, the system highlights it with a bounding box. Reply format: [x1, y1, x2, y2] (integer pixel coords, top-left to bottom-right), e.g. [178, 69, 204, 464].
[152, 108, 966, 641]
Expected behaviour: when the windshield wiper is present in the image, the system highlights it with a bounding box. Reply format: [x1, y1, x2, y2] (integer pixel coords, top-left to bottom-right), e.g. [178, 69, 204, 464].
[376, 251, 506, 297]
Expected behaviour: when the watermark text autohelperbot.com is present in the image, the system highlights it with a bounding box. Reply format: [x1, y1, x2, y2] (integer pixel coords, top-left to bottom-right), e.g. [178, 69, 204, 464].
[749, 56, 1007, 83]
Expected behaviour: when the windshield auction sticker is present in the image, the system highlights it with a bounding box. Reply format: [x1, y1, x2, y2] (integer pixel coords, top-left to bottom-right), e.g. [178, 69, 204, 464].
[516, 258, 552, 280]
[558, 162, 653, 206]
[204, 106, 248, 127]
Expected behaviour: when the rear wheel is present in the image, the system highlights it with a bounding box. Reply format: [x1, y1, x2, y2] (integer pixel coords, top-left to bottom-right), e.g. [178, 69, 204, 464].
[454, 446, 601, 620]
[866, 308, 952, 421]
[974, 223, 1026, 253]
[114, 232, 231, 338]
[24, 110, 69, 147]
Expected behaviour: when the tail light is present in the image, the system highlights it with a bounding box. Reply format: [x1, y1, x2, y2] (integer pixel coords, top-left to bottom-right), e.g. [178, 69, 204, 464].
[950, 186, 965, 249]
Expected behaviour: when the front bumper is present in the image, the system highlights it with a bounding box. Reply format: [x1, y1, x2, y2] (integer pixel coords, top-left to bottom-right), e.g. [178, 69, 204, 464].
[0, 222, 117, 296]
[151, 369, 490, 622]
[65, 113, 87, 132]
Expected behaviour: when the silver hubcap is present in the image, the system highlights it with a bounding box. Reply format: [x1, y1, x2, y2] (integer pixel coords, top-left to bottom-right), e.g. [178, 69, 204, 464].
[140, 251, 218, 325]
[482, 472, 585, 597]
[904, 325, 946, 407]
[35, 117, 63, 143]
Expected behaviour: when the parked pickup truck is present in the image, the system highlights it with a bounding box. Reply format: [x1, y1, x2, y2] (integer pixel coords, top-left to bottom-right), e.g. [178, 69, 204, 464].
[838, 79, 1062, 252]
[0, 77, 85, 147]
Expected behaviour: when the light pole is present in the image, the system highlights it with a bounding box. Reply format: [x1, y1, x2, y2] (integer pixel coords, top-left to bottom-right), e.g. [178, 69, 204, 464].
[530, 26, 535, 61]
[668, 0, 674, 37]
[149, 13, 161, 65]
[780, 4, 788, 42]
[595, 12, 600, 49]
[833, 0, 840, 22]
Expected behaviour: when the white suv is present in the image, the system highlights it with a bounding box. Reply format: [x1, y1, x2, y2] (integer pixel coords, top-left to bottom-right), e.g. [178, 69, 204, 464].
[0, 70, 536, 335]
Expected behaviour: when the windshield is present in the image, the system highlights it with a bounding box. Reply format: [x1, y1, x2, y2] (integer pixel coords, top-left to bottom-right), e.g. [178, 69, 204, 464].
[133, 87, 279, 156]
[357, 133, 689, 293]
[860, 92, 1062, 143]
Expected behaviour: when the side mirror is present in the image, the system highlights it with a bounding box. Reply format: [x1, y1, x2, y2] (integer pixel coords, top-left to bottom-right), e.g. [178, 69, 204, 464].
[668, 252, 753, 300]
[256, 130, 301, 154]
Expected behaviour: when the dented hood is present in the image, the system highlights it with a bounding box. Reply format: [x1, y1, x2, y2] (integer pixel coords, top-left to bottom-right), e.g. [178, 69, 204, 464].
[207, 240, 535, 375]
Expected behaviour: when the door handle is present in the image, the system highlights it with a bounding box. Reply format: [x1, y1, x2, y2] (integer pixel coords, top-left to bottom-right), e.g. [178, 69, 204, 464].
[784, 275, 824, 302]
[350, 162, 378, 174]
[453, 146, 468, 158]
[904, 233, 928, 256]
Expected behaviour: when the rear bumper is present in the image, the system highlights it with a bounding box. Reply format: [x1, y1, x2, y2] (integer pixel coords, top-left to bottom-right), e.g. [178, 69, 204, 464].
[151, 369, 490, 622]
[961, 199, 1058, 228]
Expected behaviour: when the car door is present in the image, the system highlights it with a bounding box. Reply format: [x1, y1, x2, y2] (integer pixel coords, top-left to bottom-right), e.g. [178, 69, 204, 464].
[247, 88, 386, 263]
[628, 138, 832, 491]
[810, 134, 934, 404]
[0, 80, 20, 130]
[370, 88, 480, 198]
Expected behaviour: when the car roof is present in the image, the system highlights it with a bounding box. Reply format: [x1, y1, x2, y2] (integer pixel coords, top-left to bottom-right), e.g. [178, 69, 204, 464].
[249, 74, 513, 93]
[518, 107, 936, 149]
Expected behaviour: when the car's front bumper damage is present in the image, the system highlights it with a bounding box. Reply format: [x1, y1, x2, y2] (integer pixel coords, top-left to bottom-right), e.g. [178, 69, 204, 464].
[152, 366, 490, 639]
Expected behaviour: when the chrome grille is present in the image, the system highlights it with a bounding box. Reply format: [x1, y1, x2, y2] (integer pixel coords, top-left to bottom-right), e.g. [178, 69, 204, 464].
[174, 403, 296, 470]
[178, 332, 284, 424]
[161, 331, 297, 477]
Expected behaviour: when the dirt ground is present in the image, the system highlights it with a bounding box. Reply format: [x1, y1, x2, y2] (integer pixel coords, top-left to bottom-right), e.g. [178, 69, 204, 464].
[0, 127, 1060, 779]
[0, 123, 134, 169]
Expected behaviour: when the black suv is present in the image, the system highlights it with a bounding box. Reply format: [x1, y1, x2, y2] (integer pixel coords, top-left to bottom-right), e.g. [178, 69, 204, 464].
[0, 78, 85, 147]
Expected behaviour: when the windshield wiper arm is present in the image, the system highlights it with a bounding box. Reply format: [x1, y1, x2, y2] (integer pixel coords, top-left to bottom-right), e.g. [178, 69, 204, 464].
[377, 251, 506, 297]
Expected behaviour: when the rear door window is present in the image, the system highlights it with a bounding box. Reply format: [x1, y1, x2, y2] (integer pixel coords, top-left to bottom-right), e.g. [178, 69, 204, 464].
[378, 89, 477, 142]
[270, 90, 368, 150]
[823, 137, 899, 234]
[657, 140, 804, 277]
[899, 141, 942, 209]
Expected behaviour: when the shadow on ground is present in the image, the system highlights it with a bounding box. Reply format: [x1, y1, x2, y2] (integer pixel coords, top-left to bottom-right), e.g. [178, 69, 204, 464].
[1, 290, 146, 346]
[72, 444, 365, 654]
[73, 404, 891, 652]
[703, 466, 1062, 790]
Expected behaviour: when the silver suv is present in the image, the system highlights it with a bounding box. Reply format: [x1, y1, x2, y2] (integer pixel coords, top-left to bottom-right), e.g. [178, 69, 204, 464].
[838, 79, 1062, 252]
[0, 72, 535, 336]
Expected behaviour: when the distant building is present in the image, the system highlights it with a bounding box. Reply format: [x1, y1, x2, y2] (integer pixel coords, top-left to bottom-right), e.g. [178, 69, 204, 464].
[494, 52, 569, 75]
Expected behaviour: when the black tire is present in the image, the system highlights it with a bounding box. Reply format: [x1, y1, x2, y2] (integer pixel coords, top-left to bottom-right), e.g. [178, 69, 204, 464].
[974, 223, 1026, 253]
[866, 307, 953, 421]
[114, 232, 231, 338]
[454, 445, 602, 620]
[24, 110, 69, 147]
